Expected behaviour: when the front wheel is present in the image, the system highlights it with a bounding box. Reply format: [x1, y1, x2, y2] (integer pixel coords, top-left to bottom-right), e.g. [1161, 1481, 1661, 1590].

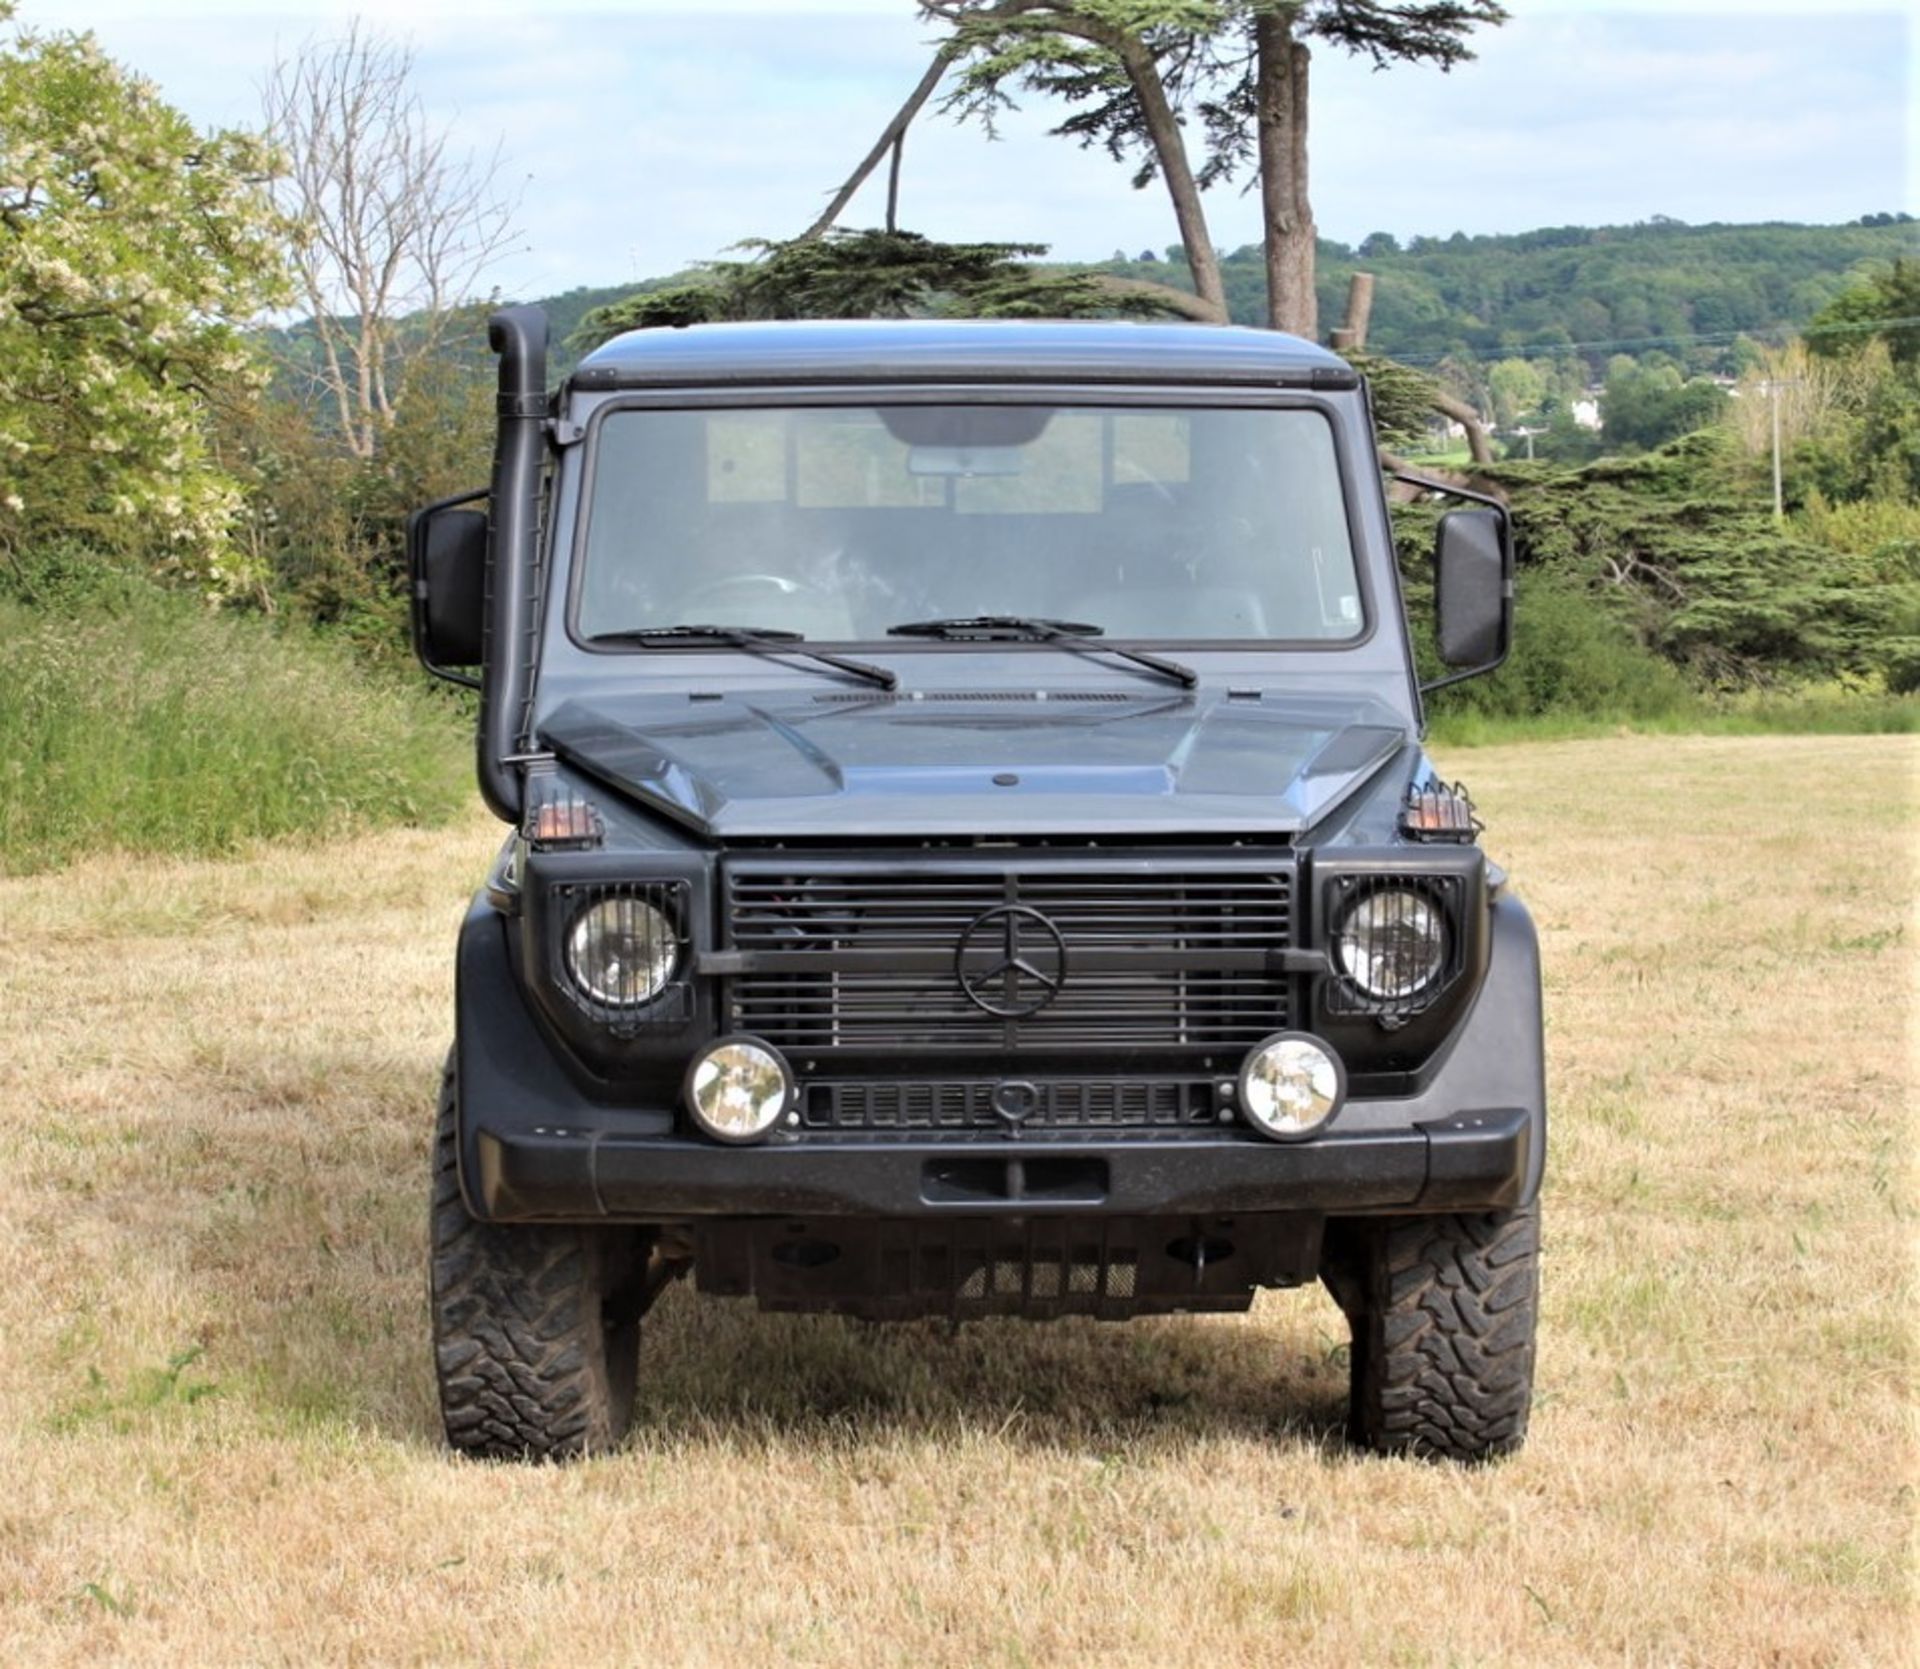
[1321, 1204, 1540, 1462]
[428, 1059, 644, 1460]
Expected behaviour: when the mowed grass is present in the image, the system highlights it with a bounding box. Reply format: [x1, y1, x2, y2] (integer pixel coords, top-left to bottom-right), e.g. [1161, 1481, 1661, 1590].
[0, 734, 1913, 1665]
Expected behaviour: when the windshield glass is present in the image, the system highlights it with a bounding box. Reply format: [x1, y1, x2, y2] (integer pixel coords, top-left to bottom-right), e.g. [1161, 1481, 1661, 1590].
[575, 403, 1363, 644]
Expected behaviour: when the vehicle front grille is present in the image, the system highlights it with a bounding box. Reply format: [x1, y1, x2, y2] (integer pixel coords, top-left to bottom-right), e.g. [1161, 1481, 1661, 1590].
[722, 859, 1294, 1056]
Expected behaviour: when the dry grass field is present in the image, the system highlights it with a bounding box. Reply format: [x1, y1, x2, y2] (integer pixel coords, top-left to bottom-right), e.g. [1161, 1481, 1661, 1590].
[0, 733, 1913, 1666]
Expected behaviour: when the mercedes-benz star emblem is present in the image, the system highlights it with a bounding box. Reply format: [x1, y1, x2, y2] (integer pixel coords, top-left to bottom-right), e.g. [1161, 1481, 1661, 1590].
[954, 905, 1068, 1019]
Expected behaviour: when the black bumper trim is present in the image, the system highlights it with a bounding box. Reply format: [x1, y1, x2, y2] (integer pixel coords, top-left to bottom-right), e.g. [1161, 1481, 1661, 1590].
[471, 1105, 1532, 1222]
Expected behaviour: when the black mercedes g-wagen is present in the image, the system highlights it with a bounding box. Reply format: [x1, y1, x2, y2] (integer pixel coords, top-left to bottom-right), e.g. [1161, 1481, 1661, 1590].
[410, 310, 1543, 1463]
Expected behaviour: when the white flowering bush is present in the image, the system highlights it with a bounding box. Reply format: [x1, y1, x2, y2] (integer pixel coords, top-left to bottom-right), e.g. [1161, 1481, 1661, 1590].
[0, 4, 291, 595]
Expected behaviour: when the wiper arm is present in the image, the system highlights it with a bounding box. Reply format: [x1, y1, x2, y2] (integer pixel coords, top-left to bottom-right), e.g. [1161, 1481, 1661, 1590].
[587, 624, 898, 690]
[887, 615, 1197, 690]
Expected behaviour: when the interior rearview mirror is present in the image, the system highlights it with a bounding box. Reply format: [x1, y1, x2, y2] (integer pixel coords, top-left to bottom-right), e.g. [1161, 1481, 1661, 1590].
[408, 492, 489, 687]
[1433, 507, 1511, 673]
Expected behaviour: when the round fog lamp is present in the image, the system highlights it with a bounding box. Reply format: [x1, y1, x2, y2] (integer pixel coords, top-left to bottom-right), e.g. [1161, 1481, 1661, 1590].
[685, 1037, 793, 1144]
[565, 897, 679, 1008]
[1238, 1032, 1346, 1142]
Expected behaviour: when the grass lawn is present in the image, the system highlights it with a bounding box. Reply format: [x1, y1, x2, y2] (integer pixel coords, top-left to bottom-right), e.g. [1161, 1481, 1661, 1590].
[0, 734, 1912, 1664]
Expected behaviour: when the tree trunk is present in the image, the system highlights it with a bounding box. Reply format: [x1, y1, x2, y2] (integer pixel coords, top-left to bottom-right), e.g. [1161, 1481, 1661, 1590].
[1430, 389, 1495, 465]
[1330, 271, 1374, 351]
[1116, 37, 1228, 323]
[1088, 274, 1226, 321]
[884, 135, 904, 233]
[1255, 14, 1316, 336]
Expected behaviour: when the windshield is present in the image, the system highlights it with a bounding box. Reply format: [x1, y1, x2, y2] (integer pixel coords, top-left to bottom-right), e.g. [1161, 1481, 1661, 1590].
[574, 403, 1363, 644]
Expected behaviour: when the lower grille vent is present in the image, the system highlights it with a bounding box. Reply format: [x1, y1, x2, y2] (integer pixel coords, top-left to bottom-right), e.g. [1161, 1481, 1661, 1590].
[802, 1078, 1218, 1134]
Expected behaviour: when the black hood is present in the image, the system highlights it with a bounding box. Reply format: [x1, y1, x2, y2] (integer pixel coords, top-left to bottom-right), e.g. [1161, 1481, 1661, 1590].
[540, 688, 1409, 840]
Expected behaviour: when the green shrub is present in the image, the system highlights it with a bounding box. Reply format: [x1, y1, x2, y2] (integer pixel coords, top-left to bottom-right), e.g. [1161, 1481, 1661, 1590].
[1399, 552, 1694, 728]
[1793, 494, 1920, 555]
[0, 577, 468, 874]
[1433, 572, 1693, 724]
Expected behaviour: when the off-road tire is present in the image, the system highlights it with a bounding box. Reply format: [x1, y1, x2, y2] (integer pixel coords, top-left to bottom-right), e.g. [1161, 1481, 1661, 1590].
[429, 1060, 642, 1460]
[1322, 1204, 1539, 1463]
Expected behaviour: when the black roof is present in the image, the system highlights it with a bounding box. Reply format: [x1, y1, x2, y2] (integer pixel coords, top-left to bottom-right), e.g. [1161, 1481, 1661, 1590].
[569, 318, 1358, 391]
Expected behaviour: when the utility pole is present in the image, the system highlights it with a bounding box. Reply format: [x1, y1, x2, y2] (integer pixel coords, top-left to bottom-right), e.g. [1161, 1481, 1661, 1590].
[1759, 377, 1802, 522]
[1769, 379, 1783, 521]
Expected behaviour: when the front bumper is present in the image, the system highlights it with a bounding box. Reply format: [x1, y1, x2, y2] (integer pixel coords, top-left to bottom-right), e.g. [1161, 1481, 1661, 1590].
[455, 888, 1547, 1224]
[472, 1108, 1533, 1221]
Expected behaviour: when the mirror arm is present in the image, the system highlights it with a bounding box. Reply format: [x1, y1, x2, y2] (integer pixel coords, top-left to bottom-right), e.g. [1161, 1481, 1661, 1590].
[1388, 467, 1507, 513]
[1420, 654, 1502, 697]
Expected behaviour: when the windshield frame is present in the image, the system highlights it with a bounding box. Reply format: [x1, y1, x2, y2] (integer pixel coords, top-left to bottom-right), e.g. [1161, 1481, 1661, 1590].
[561, 384, 1381, 660]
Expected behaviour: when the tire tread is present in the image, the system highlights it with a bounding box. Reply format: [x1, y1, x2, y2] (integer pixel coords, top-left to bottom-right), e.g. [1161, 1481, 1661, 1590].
[1330, 1204, 1539, 1462]
[428, 1059, 636, 1461]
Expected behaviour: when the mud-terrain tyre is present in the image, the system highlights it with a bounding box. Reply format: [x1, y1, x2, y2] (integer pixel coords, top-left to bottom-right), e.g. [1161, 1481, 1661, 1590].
[428, 1061, 643, 1460]
[1322, 1204, 1539, 1463]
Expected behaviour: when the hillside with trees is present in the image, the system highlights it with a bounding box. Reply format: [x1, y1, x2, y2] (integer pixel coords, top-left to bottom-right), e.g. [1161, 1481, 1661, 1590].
[1082, 217, 1915, 371]
[538, 216, 1912, 379]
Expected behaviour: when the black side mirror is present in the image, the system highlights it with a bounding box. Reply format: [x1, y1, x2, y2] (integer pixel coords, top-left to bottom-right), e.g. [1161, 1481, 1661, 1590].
[1432, 507, 1512, 677]
[408, 490, 489, 687]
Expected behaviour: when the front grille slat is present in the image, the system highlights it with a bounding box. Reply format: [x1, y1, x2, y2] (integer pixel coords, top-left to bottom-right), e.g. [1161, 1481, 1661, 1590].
[725, 860, 1294, 1054]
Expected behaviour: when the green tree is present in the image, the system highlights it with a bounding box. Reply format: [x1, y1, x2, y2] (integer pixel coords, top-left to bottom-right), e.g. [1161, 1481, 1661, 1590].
[1601, 361, 1728, 451]
[1529, 397, 1602, 465]
[1789, 262, 1920, 505]
[924, 0, 1505, 334]
[922, 2, 1233, 321]
[1486, 356, 1545, 427]
[1808, 258, 1920, 365]
[569, 227, 1193, 349]
[0, 5, 290, 594]
[221, 306, 497, 656]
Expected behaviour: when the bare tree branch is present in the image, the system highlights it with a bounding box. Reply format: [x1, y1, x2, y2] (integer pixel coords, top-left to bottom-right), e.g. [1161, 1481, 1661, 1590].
[1430, 387, 1495, 465]
[262, 21, 521, 456]
[800, 49, 955, 242]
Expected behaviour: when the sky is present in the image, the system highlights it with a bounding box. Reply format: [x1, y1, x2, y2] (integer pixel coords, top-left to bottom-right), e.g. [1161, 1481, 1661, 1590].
[29, 0, 1918, 302]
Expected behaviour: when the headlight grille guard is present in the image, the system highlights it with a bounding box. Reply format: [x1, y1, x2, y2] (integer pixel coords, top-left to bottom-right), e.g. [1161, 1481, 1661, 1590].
[1320, 870, 1469, 1020]
[545, 877, 695, 1034]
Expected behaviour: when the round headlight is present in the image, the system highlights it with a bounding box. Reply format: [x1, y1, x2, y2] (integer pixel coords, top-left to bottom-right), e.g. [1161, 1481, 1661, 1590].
[565, 897, 680, 1008]
[1334, 888, 1447, 1001]
[1238, 1032, 1346, 1142]
[685, 1037, 793, 1144]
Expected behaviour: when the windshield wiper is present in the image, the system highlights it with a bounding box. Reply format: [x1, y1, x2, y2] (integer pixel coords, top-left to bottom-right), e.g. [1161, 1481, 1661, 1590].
[886, 615, 1197, 689]
[587, 624, 898, 690]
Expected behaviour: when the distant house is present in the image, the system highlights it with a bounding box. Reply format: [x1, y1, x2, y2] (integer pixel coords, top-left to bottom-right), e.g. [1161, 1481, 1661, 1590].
[1571, 397, 1601, 431]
